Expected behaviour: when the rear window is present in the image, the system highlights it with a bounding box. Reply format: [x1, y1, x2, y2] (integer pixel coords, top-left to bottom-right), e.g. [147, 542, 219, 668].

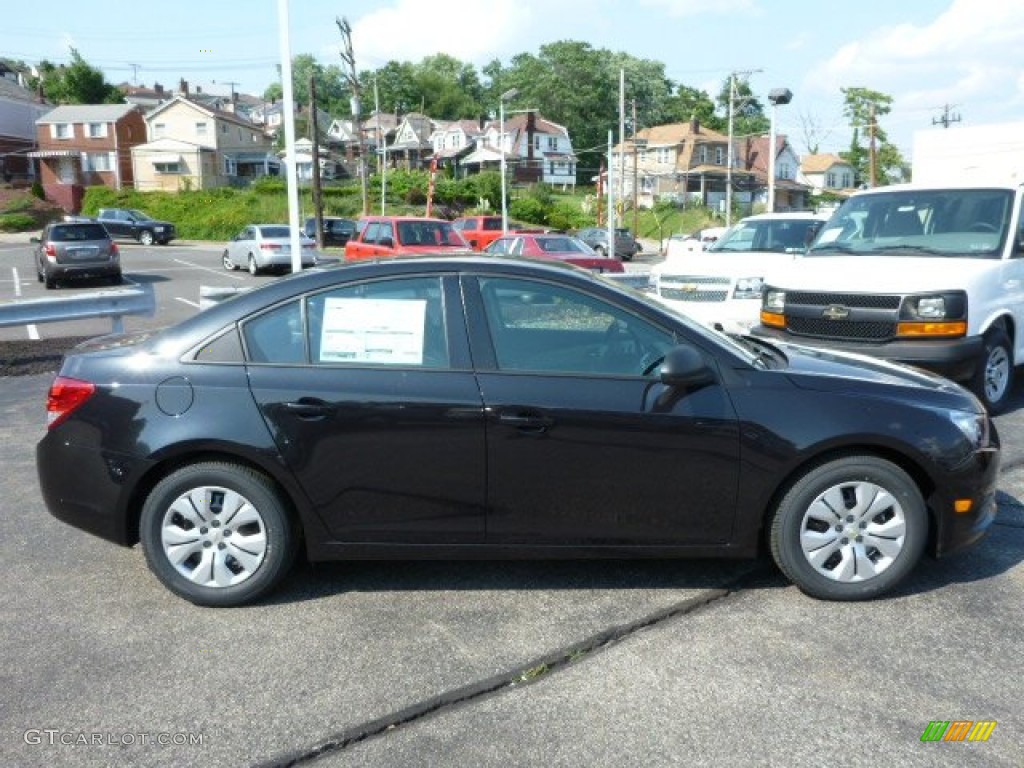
[49, 224, 109, 241]
[259, 226, 292, 238]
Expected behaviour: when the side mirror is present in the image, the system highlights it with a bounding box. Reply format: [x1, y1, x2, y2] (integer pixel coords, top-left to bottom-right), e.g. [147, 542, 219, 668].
[659, 344, 714, 388]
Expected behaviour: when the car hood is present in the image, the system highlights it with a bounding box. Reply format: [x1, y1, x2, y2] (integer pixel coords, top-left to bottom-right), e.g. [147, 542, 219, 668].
[772, 339, 977, 406]
[654, 250, 797, 277]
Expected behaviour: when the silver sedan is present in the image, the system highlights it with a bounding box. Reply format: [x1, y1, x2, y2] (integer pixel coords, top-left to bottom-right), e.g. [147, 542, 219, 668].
[222, 224, 319, 275]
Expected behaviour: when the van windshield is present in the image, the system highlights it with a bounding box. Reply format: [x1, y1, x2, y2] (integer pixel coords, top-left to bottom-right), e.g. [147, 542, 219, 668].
[808, 188, 1012, 259]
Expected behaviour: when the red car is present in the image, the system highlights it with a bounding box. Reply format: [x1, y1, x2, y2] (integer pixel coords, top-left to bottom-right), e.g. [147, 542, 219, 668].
[344, 216, 471, 261]
[451, 215, 543, 251]
[485, 233, 624, 273]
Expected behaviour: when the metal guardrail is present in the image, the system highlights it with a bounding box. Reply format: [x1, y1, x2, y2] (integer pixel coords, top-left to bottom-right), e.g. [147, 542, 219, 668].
[0, 285, 156, 334]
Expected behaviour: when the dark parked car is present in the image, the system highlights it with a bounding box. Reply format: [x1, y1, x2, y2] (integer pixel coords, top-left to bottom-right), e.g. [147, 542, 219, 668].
[303, 216, 357, 248]
[37, 256, 998, 607]
[576, 227, 641, 261]
[32, 221, 121, 289]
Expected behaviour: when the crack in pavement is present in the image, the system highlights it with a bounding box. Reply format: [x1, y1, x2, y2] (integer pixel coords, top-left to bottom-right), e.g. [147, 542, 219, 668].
[255, 563, 774, 767]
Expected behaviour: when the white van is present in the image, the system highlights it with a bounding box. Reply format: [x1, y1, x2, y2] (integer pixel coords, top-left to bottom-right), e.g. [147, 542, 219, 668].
[649, 212, 826, 334]
[754, 180, 1024, 412]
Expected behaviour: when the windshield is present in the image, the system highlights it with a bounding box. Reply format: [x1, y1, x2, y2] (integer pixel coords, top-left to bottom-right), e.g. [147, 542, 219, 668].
[808, 188, 1012, 259]
[708, 218, 820, 254]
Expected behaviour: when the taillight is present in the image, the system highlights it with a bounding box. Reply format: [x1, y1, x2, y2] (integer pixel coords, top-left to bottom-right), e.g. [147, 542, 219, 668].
[260, 243, 282, 251]
[44, 243, 57, 260]
[46, 376, 96, 429]
[111, 242, 119, 256]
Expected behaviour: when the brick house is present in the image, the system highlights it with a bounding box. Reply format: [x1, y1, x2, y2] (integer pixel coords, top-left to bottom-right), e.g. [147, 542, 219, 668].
[739, 134, 810, 211]
[31, 104, 146, 212]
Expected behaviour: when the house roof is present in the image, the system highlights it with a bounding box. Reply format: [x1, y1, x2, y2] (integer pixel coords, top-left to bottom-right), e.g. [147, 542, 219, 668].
[801, 153, 849, 173]
[37, 103, 138, 124]
[0, 75, 42, 104]
[632, 121, 729, 149]
[144, 95, 259, 130]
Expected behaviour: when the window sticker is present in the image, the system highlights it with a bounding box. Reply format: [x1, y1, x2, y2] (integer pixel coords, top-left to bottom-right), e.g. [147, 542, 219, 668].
[319, 298, 426, 364]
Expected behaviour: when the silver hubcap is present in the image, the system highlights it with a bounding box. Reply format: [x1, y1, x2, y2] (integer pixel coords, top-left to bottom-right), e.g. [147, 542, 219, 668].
[160, 486, 267, 588]
[984, 346, 1010, 402]
[799, 480, 906, 582]
[222, 253, 232, 270]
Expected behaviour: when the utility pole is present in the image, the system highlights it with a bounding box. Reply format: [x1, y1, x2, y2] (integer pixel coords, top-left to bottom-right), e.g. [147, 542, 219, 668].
[618, 69, 626, 219]
[868, 103, 877, 188]
[932, 104, 962, 129]
[631, 99, 638, 235]
[337, 16, 368, 215]
[309, 73, 324, 250]
[725, 68, 761, 227]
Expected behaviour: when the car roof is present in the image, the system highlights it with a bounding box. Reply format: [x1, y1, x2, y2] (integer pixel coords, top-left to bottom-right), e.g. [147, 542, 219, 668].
[738, 212, 828, 222]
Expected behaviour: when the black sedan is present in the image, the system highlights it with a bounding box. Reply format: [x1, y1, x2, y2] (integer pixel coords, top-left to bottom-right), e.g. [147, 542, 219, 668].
[36, 256, 999, 606]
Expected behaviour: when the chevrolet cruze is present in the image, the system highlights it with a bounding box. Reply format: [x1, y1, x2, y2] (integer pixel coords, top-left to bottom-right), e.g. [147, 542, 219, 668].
[37, 256, 999, 606]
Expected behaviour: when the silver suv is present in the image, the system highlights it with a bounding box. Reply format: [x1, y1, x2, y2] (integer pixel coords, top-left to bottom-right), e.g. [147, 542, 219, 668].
[576, 227, 641, 261]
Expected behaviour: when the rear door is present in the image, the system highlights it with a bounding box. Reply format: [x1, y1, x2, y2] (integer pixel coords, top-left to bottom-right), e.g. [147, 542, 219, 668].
[244, 273, 487, 543]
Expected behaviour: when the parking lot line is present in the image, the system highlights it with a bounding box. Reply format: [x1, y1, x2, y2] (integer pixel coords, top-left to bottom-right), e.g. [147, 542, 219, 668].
[172, 257, 245, 280]
[175, 297, 201, 309]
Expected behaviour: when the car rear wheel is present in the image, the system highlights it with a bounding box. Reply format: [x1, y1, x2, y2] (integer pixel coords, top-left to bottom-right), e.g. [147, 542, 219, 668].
[769, 456, 927, 600]
[138, 230, 154, 246]
[44, 272, 56, 290]
[140, 462, 298, 607]
[222, 250, 236, 271]
[594, 245, 607, 257]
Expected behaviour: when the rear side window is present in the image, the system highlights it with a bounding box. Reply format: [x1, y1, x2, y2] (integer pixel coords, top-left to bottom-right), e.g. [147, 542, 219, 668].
[49, 224, 109, 241]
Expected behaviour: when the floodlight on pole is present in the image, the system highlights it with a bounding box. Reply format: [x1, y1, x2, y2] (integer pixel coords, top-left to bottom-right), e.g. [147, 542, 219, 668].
[499, 88, 519, 233]
[767, 87, 793, 213]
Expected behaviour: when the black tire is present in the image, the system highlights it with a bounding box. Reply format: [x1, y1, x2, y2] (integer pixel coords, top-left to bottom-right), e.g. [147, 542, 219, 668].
[222, 250, 237, 271]
[970, 328, 1013, 413]
[44, 272, 56, 290]
[594, 245, 607, 258]
[138, 230, 154, 246]
[109, 273, 122, 286]
[769, 456, 927, 601]
[248, 254, 259, 276]
[139, 462, 298, 607]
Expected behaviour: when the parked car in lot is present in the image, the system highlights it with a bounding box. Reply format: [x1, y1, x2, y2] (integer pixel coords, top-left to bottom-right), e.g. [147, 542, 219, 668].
[32, 220, 121, 289]
[663, 226, 729, 258]
[344, 216, 471, 260]
[222, 224, 318, 275]
[96, 208, 176, 246]
[576, 227, 641, 261]
[451, 215, 539, 250]
[36, 255, 998, 607]
[303, 216, 357, 248]
[650, 213, 827, 334]
[484, 233, 624, 273]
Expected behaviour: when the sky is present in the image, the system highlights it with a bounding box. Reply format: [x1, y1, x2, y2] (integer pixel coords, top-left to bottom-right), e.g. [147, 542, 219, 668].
[5, 0, 1024, 159]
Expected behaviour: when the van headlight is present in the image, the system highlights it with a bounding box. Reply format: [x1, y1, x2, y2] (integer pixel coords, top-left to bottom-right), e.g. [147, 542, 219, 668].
[734, 277, 765, 300]
[762, 289, 786, 312]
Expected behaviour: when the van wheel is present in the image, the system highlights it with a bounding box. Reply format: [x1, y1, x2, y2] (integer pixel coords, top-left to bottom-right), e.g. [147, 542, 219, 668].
[971, 328, 1013, 413]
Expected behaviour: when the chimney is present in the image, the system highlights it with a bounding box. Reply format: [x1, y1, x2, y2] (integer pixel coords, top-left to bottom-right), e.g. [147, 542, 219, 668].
[154, 82, 163, 94]
[690, 117, 699, 134]
[526, 110, 536, 164]
[179, 78, 189, 95]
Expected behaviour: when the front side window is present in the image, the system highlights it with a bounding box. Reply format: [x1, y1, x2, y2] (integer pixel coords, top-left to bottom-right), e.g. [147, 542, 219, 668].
[478, 277, 674, 376]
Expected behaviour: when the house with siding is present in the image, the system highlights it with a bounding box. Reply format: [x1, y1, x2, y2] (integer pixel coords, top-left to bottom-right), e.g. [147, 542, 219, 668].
[739, 134, 810, 211]
[31, 104, 146, 212]
[131, 96, 277, 190]
[798, 153, 856, 195]
[613, 118, 754, 212]
[0, 66, 50, 183]
[463, 111, 577, 188]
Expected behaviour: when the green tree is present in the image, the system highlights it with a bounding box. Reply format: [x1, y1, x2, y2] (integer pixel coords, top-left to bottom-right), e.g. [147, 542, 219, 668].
[30, 49, 122, 104]
[263, 54, 350, 117]
[716, 77, 769, 138]
[667, 85, 719, 130]
[839, 86, 905, 185]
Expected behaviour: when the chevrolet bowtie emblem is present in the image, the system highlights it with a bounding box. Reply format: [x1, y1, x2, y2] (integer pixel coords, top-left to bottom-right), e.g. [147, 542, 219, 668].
[822, 305, 850, 320]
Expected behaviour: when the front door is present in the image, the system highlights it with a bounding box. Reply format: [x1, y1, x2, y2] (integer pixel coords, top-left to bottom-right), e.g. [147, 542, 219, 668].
[466, 275, 741, 546]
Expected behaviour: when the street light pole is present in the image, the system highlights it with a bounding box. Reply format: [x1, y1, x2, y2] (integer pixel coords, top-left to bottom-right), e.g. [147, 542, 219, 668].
[499, 87, 518, 234]
[767, 87, 792, 213]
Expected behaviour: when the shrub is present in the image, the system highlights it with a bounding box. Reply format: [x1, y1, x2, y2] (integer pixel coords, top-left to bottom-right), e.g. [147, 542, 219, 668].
[31, 181, 45, 200]
[0, 213, 36, 232]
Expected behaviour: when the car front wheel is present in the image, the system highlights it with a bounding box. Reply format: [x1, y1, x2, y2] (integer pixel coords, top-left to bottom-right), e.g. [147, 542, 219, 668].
[769, 456, 927, 601]
[140, 462, 298, 607]
[248, 254, 259, 276]
[138, 230, 154, 246]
